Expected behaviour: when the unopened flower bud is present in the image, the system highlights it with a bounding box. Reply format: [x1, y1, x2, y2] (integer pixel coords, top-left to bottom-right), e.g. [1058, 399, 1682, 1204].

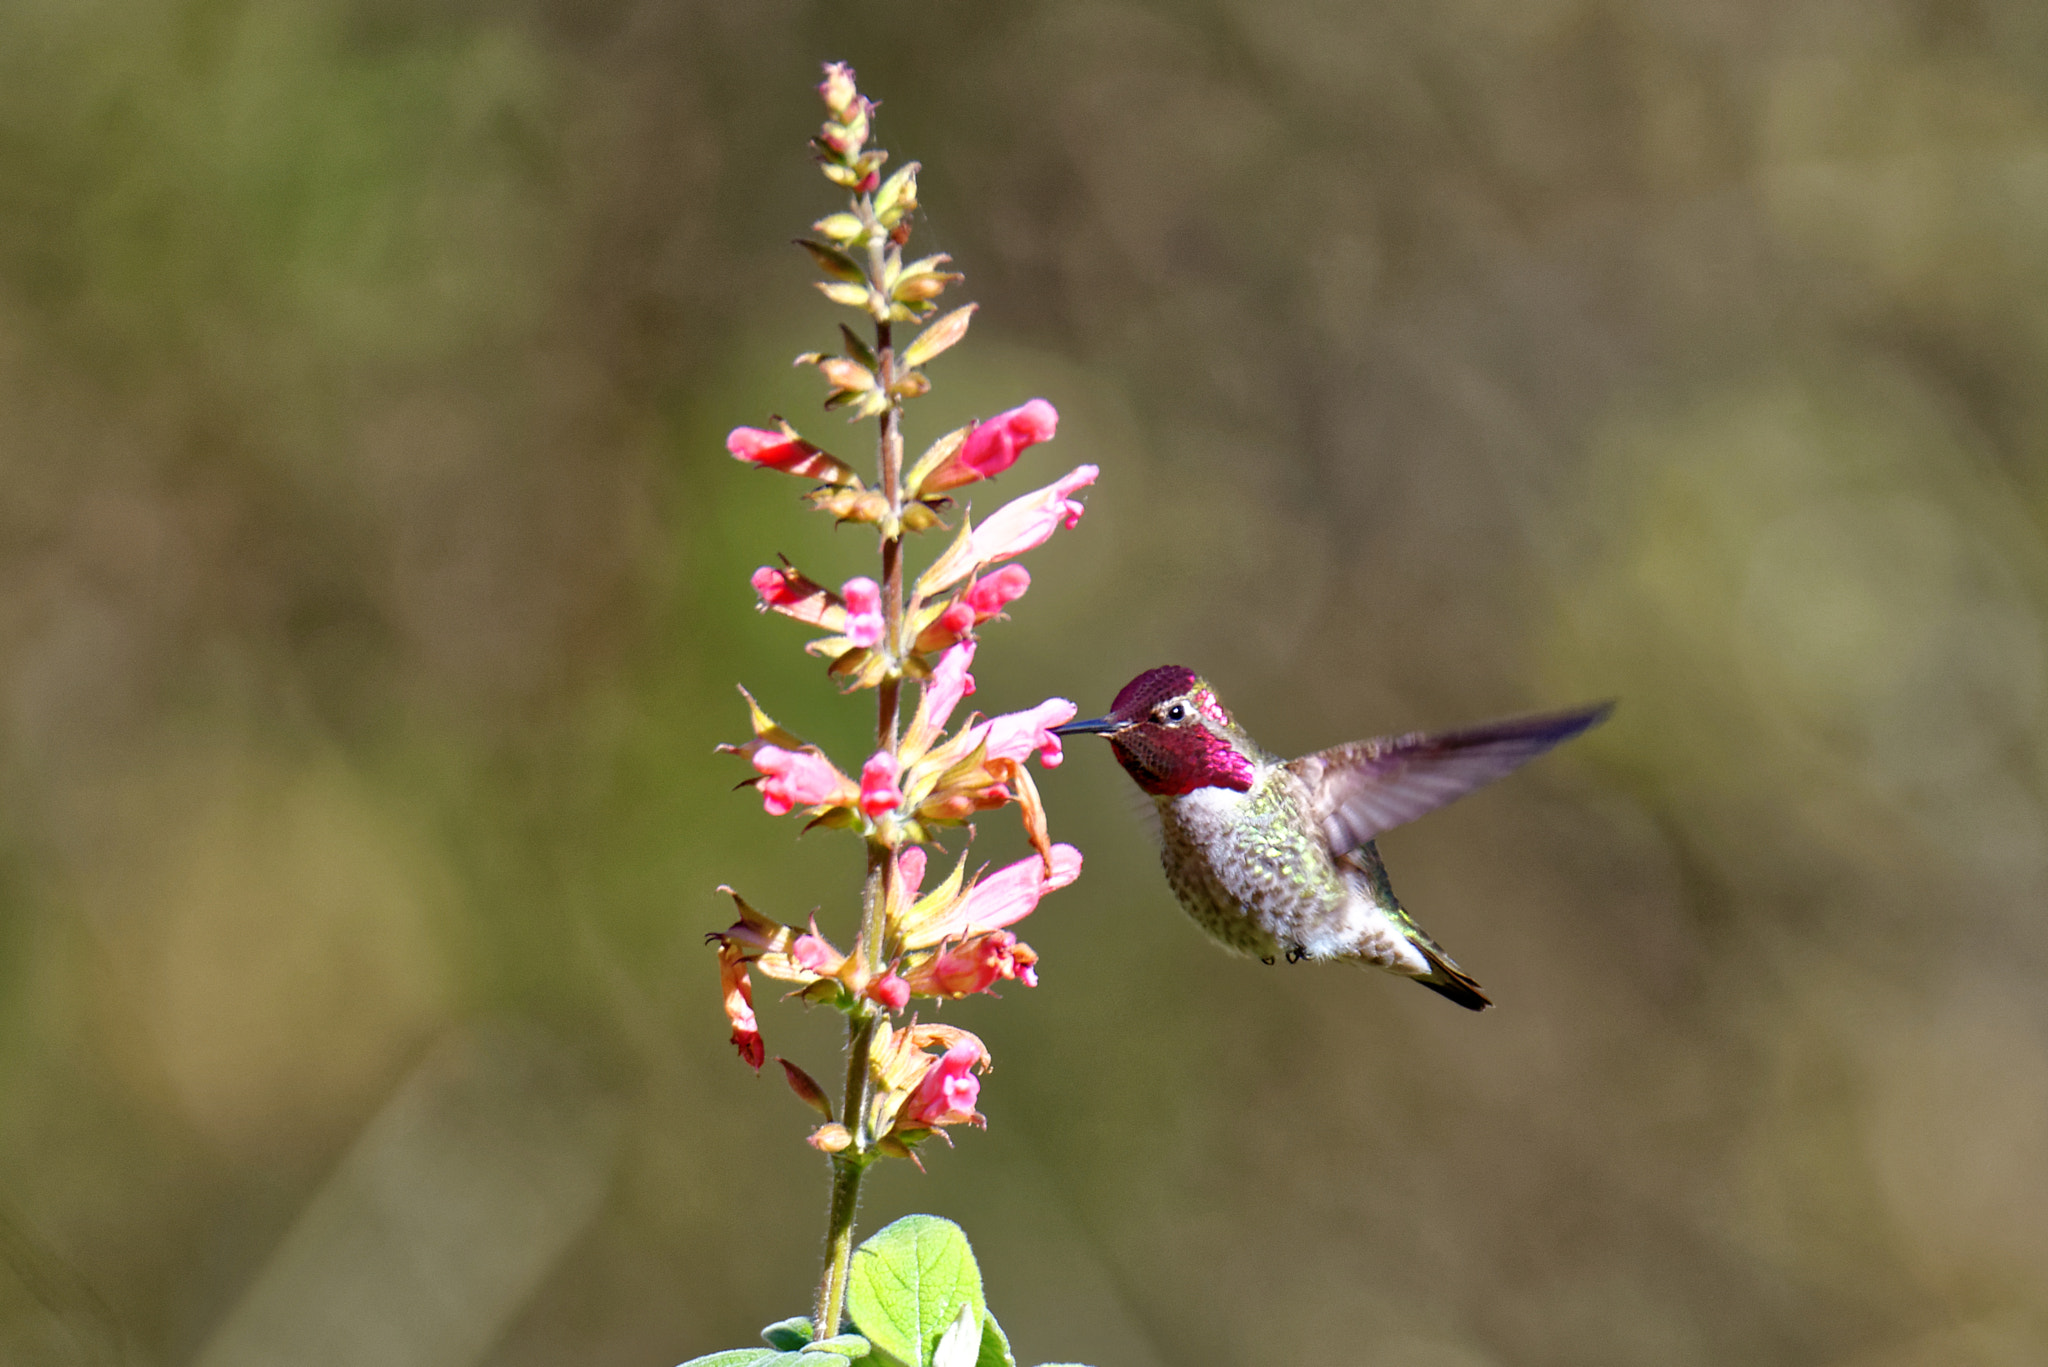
[865, 973, 910, 1012]
[842, 577, 884, 648]
[818, 64, 858, 116]
[860, 751, 904, 818]
[817, 358, 874, 394]
[808, 1122, 854, 1153]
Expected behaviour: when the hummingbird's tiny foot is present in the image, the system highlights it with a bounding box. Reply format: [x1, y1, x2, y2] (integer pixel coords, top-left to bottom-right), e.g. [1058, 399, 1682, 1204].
[1260, 956, 1276, 966]
[1285, 945, 1308, 963]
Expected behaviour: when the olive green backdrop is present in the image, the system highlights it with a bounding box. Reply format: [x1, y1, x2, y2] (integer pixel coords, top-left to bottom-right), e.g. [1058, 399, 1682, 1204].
[4, 3, 2047, 1365]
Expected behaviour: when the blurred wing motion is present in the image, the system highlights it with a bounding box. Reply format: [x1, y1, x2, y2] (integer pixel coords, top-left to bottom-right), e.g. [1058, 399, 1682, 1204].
[1292, 702, 1613, 855]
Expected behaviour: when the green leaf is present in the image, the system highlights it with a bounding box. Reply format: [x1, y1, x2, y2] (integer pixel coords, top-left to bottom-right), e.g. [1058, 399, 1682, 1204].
[846, 1216, 986, 1367]
[806, 1334, 871, 1359]
[680, 1352, 853, 1367]
[839, 324, 878, 371]
[797, 239, 868, 284]
[762, 1319, 815, 1351]
[975, 1313, 1015, 1367]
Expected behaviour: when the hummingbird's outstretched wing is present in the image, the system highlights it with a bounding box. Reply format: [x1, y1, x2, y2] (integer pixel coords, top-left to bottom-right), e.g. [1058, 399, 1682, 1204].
[1292, 702, 1613, 855]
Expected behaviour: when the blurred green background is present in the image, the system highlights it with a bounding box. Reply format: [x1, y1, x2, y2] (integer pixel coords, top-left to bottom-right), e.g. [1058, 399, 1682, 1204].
[4, 2, 2048, 1364]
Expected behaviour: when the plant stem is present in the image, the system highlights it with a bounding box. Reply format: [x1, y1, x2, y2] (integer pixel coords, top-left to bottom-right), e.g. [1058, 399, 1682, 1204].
[813, 1009, 874, 1337]
[812, 273, 906, 1341]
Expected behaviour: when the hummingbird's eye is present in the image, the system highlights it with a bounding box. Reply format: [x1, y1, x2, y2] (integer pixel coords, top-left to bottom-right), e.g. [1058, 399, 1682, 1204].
[1164, 703, 1187, 723]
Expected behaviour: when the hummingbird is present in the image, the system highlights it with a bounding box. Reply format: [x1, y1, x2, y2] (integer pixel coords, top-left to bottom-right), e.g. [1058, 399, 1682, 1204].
[1053, 667, 1611, 1009]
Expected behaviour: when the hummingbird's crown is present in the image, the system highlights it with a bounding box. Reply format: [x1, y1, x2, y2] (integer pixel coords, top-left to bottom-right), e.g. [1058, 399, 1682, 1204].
[1110, 665, 1204, 720]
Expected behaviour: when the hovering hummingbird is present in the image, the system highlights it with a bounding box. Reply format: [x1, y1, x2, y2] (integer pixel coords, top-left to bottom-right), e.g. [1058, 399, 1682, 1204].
[1053, 667, 1611, 1009]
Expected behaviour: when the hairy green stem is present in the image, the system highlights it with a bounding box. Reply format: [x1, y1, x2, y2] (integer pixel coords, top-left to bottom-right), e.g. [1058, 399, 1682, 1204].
[813, 1010, 874, 1337]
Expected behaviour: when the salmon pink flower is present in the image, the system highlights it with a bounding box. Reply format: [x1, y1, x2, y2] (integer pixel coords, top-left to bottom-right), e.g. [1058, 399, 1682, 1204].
[752, 565, 805, 608]
[962, 565, 1031, 620]
[919, 599, 977, 652]
[920, 400, 1059, 494]
[913, 567, 1033, 653]
[752, 746, 856, 816]
[790, 930, 846, 976]
[903, 1040, 986, 1128]
[897, 844, 928, 895]
[716, 945, 765, 1070]
[901, 843, 1083, 949]
[969, 464, 1097, 566]
[904, 930, 1039, 998]
[901, 642, 977, 763]
[841, 578, 884, 648]
[860, 751, 904, 818]
[979, 697, 1078, 767]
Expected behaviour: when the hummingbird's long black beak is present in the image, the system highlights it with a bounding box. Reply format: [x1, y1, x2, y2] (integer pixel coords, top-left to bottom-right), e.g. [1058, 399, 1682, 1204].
[1052, 715, 1127, 737]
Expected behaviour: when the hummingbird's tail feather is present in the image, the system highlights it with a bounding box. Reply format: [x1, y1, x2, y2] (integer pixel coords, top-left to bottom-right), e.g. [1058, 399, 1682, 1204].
[1411, 942, 1491, 1011]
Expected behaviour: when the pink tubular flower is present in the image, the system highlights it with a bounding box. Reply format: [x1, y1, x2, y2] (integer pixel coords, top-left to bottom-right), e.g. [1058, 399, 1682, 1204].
[923, 400, 1059, 494]
[969, 464, 1098, 566]
[979, 697, 1078, 767]
[789, 931, 845, 976]
[928, 599, 976, 643]
[904, 1040, 986, 1128]
[901, 642, 977, 762]
[752, 565, 804, 608]
[925, 641, 976, 718]
[913, 567, 1032, 654]
[905, 930, 1039, 998]
[962, 565, 1031, 620]
[842, 577, 884, 648]
[751, 746, 855, 816]
[902, 844, 1083, 949]
[897, 845, 928, 895]
[860, 751, 904, 818]
[728, 427, 804, 466]
[727, 427, 856, 484]
[750, 565, 844, 630]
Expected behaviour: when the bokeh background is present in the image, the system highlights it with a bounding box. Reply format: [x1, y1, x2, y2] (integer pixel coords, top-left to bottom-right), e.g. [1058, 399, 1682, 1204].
[4, 2, 2048, 1364]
